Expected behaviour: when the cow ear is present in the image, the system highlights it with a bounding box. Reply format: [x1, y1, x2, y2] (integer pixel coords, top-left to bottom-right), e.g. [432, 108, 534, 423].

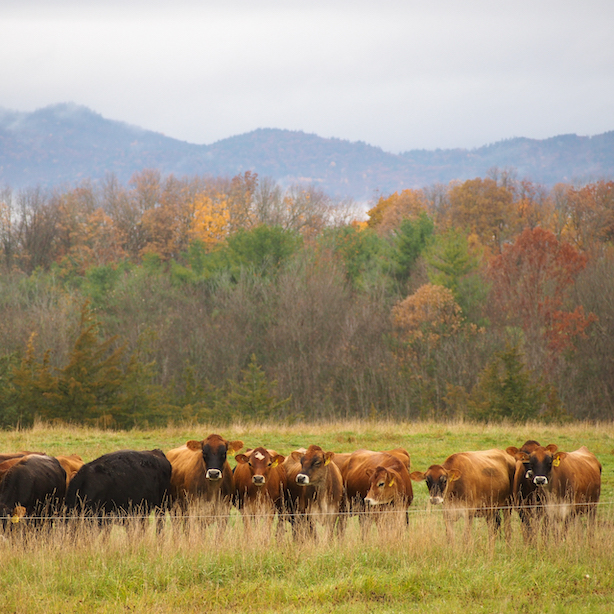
[448, 469, 461, 482]
[365, 468, 374, 479]
[186, 440, 202, 451]
[552, 452, 567, 467]
[410, 471, 425, 482]
[271, 455, 285, 468]
[228, 441, 244, 455]
[324, 452, 334, 466]
[235, 454, 248, 465]
[545, 444, 558, 454]
[506, 446, 519, 457]
[291, 451, 303, 462]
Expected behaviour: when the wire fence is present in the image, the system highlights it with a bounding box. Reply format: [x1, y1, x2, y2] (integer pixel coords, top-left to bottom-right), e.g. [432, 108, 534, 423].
[9, 498, 614, 523]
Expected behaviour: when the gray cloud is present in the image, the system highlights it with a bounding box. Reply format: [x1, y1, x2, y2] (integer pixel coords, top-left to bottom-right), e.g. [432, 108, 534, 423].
[1, 1, 613, 152]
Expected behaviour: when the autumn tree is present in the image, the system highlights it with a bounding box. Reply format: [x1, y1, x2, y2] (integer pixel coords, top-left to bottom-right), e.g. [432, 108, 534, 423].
[366, 189, 428, 235]
[488, 227, 595, 372]
[443, 178, 514, 253]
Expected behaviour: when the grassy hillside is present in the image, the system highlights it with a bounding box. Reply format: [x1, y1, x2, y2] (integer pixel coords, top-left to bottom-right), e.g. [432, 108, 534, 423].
[0, 420, 612, 613]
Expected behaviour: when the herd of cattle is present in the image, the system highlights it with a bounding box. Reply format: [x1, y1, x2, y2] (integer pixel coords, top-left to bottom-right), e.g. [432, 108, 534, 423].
[0, 434, 603, 539]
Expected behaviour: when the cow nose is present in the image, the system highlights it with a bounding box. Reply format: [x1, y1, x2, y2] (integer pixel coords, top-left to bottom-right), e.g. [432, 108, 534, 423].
[533, 476, 548, 486]
[296, 473, 309, 485]
[429, 496, 444, 505]
[206, 468, 222, 481]
[252, 475, 265, 485]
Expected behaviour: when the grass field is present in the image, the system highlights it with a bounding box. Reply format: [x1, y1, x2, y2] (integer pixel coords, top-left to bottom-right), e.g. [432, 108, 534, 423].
[0, 419, 612, 613]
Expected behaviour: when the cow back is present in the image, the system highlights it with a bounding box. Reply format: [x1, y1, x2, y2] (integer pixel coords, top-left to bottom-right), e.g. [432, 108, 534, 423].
[549, 446, 601, 508]
[0, 454, 67, 518]
[65, 449, 171, 515]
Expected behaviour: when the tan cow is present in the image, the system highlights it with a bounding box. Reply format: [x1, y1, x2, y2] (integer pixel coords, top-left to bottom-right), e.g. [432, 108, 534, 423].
[56, 454, 84, 489]
[283, 445, 344, 538]
[411, 448, 515, 540]
[166, 434, 243, 518]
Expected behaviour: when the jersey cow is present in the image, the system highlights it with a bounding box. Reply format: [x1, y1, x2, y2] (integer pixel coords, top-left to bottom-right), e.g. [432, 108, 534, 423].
[284, 445, 344, 538]
[0, 454, 67, 527]
[166, 434, 243, 514]
[411, 448, 515, 541]
[506, 443, 601, 527]
[65, 449, 172, 523]
[342, 449, 413, 533]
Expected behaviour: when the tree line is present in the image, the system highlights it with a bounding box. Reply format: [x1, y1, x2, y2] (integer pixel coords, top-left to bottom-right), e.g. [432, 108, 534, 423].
[1, 168, 613, 427]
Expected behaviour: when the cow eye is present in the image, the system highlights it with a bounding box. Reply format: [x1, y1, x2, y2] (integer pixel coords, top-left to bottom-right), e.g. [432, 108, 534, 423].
[378, 481, 385, 488]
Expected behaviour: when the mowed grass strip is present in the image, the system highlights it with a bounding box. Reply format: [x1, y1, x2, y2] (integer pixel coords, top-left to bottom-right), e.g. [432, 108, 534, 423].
[0, 420, 612, 613]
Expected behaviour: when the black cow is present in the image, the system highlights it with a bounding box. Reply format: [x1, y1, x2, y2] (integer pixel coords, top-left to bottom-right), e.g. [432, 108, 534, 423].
[65, 449, 172, 523]
[0, 454, 67, 527]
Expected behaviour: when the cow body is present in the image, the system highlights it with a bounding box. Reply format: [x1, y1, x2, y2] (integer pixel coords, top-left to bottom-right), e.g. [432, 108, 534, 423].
[65, 449, 171, 518]
[411, 448, 515, 540]
[284, 445, 344, 538]
[508, 444, 601, 526]
[0, 454, 67, 525]
[343, 449, 413, 507]
[56, 454, 84, 489]
[234, 447, 287, 513]
[166, 434, 243, 507]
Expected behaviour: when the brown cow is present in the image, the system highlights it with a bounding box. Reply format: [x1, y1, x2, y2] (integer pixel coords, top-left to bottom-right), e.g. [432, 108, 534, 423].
[411, 449, 515, 541]
[505, 440, 545, 536]
[508, 444, 601, 527]
[283, 445, 344, 538]
[166, 434, 243, 514]
[233, 447, 286, 533]
[343, 449, 413, 534]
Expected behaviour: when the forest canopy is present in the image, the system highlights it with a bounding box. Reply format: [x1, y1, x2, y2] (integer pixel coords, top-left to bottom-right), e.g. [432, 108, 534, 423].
[1, 169, 613, 427]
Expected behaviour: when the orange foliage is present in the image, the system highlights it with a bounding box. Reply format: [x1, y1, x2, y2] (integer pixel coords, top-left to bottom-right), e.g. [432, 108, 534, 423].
[489, 227, 594, 356]
[366, 189, 428, 235]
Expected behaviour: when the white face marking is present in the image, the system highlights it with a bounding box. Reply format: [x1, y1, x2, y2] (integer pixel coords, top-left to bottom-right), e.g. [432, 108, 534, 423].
[254, 451, 265, 461]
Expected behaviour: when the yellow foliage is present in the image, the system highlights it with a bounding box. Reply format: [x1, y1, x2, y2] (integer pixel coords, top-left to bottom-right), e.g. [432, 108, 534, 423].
[367, 189, 428, 234]
[189, 193, 231, 249]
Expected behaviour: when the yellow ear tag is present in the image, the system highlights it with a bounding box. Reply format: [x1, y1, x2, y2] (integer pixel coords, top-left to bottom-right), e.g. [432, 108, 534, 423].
[553, 457, 560, 468]
[11, 515, 20, 524]
[271, 459, 279, 469]
[324, 457, 331, 466]
[388, 478, 395, 487]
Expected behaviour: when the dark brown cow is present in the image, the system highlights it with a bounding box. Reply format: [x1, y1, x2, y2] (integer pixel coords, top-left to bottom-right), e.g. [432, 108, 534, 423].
[166, 434, 243, 509]
[505, 440, 544, 535]
[411, 449, 515, 540]
[0, 454, 67, 527]
[283, 445, 344, 538]
[507, 443, 601, 526]
[233, 447, 286, 532]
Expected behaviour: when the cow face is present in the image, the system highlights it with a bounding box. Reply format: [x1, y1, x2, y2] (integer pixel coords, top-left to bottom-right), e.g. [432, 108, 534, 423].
[364, 466, 397, 506]
[292, 445, 334, 487]
[410, 465, 461, 505]
[187, 435, 243, 481]
[235, 448, 285, 486]
[519, 444, 559, 487]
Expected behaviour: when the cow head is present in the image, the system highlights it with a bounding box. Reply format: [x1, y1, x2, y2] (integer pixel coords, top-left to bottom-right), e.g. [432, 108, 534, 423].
[410, 465, 461, 505]
[235, 447, 285, 486]
[364, 466, 398, 506]
[291, 445, 334, 487]
[510, 444, 559, 486]
[186, 434, 243, 481]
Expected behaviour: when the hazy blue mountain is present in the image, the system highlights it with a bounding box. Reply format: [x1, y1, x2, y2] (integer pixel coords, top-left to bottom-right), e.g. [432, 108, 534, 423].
[1, 103, 612, 199]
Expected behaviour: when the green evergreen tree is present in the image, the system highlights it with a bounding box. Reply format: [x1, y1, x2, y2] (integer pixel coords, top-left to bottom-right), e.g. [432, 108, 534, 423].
[221, 354, 290, 421]
[468, 344, 562, 422]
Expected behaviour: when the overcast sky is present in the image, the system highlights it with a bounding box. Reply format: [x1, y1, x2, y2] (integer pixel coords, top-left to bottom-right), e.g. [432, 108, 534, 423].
[2, 1, 613, 153]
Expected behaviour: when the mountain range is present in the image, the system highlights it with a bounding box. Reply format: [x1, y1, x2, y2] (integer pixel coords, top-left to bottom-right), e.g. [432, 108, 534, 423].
[1, 103, 613, 200]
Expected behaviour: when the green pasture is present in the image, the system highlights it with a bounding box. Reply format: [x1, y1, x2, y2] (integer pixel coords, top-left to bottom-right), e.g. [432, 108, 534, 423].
[0, 420, 612, 613]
